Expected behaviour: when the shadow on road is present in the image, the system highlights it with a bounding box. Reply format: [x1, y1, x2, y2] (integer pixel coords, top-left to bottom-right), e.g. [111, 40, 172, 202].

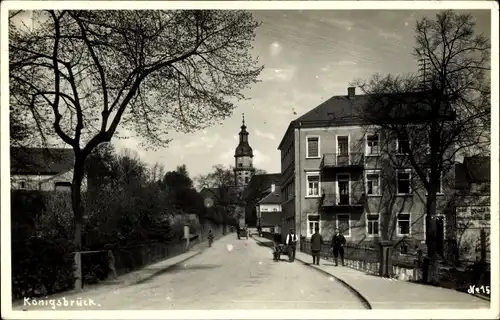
[132, 264, 221, 286]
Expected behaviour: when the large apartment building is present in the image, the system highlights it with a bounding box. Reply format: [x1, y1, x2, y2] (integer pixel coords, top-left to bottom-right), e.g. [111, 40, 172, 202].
[278, 87, 454, 250]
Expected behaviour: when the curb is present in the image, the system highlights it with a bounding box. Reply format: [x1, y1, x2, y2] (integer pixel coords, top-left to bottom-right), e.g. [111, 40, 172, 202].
[250, 235, 372, 310]
[129, 251, 202, 286]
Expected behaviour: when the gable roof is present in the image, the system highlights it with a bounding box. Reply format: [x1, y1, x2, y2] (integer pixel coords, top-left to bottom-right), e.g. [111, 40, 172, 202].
[258, 186, 281, 205]
[11, 147, 74, 175]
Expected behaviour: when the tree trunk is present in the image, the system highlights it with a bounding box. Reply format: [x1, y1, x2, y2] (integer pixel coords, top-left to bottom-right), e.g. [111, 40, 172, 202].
[425, 189, 439, 284]
[71, 157, 86, 290]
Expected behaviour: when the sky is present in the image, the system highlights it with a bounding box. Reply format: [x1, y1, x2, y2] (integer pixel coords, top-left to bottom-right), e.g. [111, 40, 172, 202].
[10, 9, 492, 179]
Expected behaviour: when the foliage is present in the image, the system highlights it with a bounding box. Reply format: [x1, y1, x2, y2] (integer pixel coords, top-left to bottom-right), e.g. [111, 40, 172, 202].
[11, 145, 221, 297]
[10, 9, 263, 288]
[12, 236, 75, 299]
[351, 10, 490, 284]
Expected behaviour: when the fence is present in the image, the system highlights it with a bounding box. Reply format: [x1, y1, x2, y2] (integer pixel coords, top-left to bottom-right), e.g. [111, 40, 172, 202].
[299, 237, 490, 290]
[12, 220, 227, 300]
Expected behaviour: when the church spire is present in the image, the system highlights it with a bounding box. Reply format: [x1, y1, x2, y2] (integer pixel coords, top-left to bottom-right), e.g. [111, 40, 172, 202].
[241, 113, 246, 130]
[234, 113, 253, 157]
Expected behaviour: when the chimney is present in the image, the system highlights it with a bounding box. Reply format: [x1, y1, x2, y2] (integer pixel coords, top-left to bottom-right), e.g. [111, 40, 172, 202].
[271, 183, 276, 193]
[348, 86, 355, 99]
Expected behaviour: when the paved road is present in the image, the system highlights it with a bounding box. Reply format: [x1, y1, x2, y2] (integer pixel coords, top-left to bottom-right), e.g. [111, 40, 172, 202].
[22, 234, 366, 310]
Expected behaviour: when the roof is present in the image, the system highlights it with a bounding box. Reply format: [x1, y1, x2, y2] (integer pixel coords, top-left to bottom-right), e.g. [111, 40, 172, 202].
[463, 156, 490, 182]
[243, 173, 281, 200]
[235, 121, 253, 157]
[278, 89, 452, 150]
[11, 147, 74, 175]
[258, 186, 281, 205]
[454, 156, 490, 189]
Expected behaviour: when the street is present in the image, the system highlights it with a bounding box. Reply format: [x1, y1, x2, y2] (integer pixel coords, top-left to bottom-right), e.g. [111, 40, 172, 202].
[21, 234, 367, 310]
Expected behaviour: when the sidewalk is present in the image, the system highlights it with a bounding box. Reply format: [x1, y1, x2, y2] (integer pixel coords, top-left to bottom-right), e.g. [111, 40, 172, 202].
[251, 235, 490, 309]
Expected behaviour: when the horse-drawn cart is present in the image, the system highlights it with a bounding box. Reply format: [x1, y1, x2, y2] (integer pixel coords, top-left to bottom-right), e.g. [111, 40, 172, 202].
[273, 244, 292, 262]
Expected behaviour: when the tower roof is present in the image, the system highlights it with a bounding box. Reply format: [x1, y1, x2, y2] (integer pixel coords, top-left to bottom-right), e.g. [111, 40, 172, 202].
[235, 113, 253, 157]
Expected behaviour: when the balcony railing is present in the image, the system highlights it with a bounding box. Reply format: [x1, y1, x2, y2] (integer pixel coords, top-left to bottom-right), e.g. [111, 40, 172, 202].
[320, 193, 364, 207]
[320, 153, 364, 169]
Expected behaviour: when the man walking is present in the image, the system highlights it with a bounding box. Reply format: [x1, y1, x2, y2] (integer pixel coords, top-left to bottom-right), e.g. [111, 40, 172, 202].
[331, 228, 346, 266]
[285, 228, 298, 262]
[310, 226, 323, 265]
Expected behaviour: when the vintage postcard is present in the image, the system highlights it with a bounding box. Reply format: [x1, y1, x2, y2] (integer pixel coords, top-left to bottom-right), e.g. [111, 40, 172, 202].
[1, 1, 498, 319]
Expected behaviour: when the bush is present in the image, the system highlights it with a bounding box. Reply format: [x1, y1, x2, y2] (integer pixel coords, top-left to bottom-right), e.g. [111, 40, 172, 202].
[12, 237, 75, 299]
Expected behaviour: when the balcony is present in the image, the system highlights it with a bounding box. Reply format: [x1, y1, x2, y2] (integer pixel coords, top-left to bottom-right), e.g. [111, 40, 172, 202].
[320, 153, 364, 170]
[320, 192, 365, 208]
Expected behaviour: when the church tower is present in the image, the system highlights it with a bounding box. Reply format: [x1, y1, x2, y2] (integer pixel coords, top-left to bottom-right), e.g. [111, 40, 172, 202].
[234, 113, 255, 194]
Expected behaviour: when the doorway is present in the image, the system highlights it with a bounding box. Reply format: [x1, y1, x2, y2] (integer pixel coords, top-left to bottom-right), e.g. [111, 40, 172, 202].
[337, 174, 350, 205]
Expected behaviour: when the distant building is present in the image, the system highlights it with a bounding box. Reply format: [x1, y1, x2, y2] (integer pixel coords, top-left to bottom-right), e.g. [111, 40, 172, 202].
[450, 156, 490, 262]
[277, 86, 455, 251]
[234, 114, 255, 195]
[256, 184, 284, 233]
[232, 114, 256, 227]
[243, 173, 281, 226]
[10, 147, 86, 192]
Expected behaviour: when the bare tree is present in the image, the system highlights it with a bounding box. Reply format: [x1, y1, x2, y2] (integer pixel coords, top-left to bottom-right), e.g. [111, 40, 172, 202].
[197, 164, 238, 224]
[351, 10, 490, 284]
[10, 9, 263, 289]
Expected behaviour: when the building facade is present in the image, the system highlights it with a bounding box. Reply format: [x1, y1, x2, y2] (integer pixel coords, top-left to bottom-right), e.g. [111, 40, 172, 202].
[10, 147, 86, 192]
[256, 184, 284, 233]
[450, 156, 491, 263]
[278, 87, 454, 251]
[244, 173, 281, 226]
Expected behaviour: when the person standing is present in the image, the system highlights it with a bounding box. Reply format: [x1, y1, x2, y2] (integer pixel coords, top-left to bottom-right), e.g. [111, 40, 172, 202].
[310, 226, 323, 265]
[331, 228, 346, 266]
[285, 228, 298, 262]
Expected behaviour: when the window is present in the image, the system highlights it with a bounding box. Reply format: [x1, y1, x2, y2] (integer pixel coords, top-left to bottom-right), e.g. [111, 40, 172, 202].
[396, 170, 411, 195]
[273, 207, 278, 211]
[306, 136, 320, 158]
[19, 180, 26, 189]
[400, 245, 409, 254]
[337, 136, 349, 155]
[397, 213, 411, 236]
[366, 214, 380, 236]
[238, 163, 242, 167]
[366, 134, 380, 155]
[426, 170, 442, 194]
[337, 214, 351, 237]
[396, 135, 410, 154]
[307, 214, 320, 237]
[365, 171, 380, 196]
[306, 173, 320, 197]
[245, 177, 249, 183]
